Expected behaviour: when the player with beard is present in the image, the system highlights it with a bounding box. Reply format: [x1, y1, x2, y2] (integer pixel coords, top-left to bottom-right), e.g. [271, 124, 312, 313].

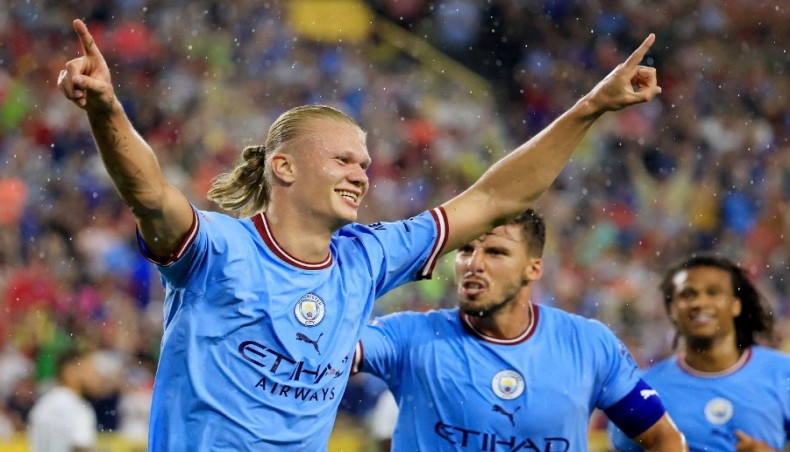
[609, 255, 790, 451]
[354, 210, 686, 451]
[59, 16, 664, 450]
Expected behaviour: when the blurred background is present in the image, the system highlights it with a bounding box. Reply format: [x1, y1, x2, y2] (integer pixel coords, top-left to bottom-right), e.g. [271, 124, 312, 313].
[0, 0, 787, 450]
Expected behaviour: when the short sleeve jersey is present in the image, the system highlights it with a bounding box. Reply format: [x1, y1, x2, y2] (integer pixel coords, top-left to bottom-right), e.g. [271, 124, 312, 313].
[357, 305, 642, 452]
[142, 207, 448, 451]
[609, 346, 790, 451]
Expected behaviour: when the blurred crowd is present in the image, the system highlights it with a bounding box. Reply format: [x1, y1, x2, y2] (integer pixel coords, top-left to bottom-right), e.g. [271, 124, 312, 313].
[0, 0, 787, 445]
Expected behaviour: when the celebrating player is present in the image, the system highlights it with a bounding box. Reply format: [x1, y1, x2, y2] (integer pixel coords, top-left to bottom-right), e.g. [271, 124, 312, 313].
[353, 209, 686, 451]
[609, 255, 789, 451]
[57, 17, 661, 450]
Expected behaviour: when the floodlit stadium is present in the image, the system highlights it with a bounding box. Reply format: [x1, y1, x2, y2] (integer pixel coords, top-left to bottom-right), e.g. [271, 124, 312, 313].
[0, 0, 787, 450]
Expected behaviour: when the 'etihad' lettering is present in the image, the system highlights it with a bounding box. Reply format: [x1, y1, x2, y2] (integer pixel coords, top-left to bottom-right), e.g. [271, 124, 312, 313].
[435, 421, 570, 452]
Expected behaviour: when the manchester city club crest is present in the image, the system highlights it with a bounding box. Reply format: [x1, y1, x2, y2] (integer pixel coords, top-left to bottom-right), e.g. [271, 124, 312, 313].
[492, 370, 525, 400]
[294, 293, 326, 327]
[704, 397, 734, 425]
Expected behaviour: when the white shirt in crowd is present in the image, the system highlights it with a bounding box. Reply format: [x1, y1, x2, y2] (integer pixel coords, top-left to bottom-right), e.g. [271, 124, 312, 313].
[27, 386, 97, 452]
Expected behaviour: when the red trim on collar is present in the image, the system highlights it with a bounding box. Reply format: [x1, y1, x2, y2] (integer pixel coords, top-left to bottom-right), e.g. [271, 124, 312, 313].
[676, 347, 753, 378]
[252, 213, 333, 270]
[459, 303, 539, 345]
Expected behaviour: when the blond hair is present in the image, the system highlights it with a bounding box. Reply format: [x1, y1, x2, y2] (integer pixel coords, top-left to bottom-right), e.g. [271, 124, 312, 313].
[207, 105, 363, 217]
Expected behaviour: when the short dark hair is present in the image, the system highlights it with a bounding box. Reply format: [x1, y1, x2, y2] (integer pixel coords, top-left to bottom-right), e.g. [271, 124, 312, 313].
[512, 209, 546, 258]
[659, 254, 774, 349]
[55, 348, 90, 381]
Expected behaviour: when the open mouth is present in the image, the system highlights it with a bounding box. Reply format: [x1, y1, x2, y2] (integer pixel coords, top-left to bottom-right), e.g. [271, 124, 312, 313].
[462, 280, 486, 296]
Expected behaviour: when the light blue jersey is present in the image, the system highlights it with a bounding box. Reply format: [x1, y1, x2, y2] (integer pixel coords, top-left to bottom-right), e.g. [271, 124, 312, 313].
[356, 304, 643, 451]
[140, 207, 448, 451]
[609, 346, 790, 451]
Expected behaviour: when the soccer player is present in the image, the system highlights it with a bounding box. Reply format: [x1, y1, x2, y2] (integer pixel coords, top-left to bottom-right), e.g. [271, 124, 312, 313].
[609, 255, 790, 451]
[353, 210, 686, 451]
[57, 18, 662, 451]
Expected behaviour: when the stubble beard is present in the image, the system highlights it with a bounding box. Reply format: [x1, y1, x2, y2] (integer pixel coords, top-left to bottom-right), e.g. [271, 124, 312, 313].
[460, 292, 518, 319]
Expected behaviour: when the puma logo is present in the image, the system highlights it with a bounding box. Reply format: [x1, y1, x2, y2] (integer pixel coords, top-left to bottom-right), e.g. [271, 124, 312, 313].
[296, 332, 324, 355]
[640, 389, 658, 400]
[492, 404, 521, 426]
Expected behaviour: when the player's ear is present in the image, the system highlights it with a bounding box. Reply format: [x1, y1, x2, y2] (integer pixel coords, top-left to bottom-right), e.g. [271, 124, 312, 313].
[524, 257, 543, 283]
[271, 153, 295, 183]
[731, 297, 742, 318]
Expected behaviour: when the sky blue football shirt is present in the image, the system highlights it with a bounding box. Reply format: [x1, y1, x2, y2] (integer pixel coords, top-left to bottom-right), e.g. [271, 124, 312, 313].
[357, 304, 642, 451]
[609, 346, 790, 451]
[139, 207, 448, 451]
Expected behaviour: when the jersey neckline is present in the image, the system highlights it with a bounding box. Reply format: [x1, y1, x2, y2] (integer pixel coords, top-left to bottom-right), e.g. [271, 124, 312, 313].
[252, 213, 333, 270]
[676, 347, 752, 378]
[458, 303, 539, 345]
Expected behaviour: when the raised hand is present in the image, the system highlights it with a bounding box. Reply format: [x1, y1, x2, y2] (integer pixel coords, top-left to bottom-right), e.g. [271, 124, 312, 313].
[735, 430, 778, 452]
[57, 19, 116, 115]
[584, 34, 662, 116]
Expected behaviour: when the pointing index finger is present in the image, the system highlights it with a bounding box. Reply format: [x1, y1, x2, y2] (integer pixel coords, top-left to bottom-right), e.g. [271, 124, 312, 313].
[73, 19, 101, 57]
[624, 33, 655, 68]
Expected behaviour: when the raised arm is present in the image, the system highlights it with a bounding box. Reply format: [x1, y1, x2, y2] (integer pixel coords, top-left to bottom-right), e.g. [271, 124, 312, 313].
[441, 34, 661, 253]
[57, 19, 193, 258]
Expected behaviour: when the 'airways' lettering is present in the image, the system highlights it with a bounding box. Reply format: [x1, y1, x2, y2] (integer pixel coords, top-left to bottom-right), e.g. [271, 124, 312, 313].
[435, 421, 570, 452]
[238, 340, 346, 384]
[253, 377, 336, 402]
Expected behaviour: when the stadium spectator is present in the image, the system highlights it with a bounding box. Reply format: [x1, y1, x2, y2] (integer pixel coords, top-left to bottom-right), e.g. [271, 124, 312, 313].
[609, 255, 789, 451]
[0, 0, 785, 448]
[27, 347, 99, 452]
[365, 388, 398, 451]
[354, 209, 686, 450]
[57, 14, 659, 450]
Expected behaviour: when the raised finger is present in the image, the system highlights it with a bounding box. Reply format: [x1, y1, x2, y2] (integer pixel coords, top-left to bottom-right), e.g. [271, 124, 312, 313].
[624, 33, 655, 68]
[73, 19, 103, 58]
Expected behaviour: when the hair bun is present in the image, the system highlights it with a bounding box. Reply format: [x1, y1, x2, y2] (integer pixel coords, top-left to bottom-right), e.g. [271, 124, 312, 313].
[242, 145, 266, 161]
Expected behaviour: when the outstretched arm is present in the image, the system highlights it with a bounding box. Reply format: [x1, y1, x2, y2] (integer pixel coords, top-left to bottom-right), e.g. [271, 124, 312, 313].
[440, 34, 661, 253]
[57, 19, 193, 258]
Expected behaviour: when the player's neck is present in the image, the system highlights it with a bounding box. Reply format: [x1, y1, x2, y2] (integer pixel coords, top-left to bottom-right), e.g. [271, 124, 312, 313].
[468, 297, 533, 340]
[264, 203, 334, 263]
[681, 333, 743, 373]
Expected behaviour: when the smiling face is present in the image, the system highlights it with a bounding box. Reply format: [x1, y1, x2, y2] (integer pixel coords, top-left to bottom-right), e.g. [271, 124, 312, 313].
[287, 119, 370, 228]
[454, 224, 542, 317]
[669, 266, 742, 347]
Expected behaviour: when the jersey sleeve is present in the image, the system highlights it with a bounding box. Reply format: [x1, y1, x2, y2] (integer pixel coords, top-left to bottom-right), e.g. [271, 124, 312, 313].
[346, 207, 448, 297]
[136, 206, 205, 286]
[355, 313, 415, 389]
[590, 320, 643, 410]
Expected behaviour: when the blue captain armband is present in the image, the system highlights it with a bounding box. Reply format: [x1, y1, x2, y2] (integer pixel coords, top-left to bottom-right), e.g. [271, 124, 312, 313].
[604, 379, 666, 439]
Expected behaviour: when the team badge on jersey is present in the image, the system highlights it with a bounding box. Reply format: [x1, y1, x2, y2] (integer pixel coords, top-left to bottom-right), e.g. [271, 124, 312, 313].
[492, 370, 525, 400]
[294, 293, 325, 327]
[704, 397, 733, 424]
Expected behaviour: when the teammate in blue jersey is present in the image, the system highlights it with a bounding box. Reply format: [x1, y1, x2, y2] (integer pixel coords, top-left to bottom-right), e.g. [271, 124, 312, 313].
[609, 255, 790, 452]
[57, 17, 663, 451]
[354, 210, 686, 451]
